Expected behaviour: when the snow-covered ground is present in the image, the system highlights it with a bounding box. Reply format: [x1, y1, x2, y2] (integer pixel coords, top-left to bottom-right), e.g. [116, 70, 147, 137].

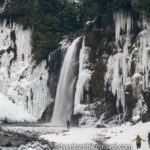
[102, 122, 150, 150]
[0, 93, 36, 122]
[40, 122, 150, 150]
[2, 121, 150, 150]
[40, 127, 97, 144]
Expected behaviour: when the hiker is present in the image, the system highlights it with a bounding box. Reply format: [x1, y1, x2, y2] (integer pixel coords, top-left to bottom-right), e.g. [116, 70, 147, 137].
[67, 120, 70, 129]
[132, 135, 145, 149]
[148, 132, 150, 148]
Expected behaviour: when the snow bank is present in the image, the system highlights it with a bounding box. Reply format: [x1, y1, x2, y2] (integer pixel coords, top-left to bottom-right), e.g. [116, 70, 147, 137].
[102, 122, 150, 150]
[0, 93, 36, 122]
[41, 127, 97, 144]
[3, 125, 98, 145]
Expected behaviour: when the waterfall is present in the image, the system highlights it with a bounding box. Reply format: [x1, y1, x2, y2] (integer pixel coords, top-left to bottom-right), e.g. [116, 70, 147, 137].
[51, 37, 81, 124]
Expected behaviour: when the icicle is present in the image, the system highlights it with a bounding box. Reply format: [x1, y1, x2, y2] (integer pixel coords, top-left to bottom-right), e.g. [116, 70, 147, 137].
[105, 11, 150, 117]
[74, 37, 92, 115]
[0, 21, 50, 120]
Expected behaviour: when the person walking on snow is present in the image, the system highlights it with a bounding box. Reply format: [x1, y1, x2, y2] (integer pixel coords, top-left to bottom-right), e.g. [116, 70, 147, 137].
[132, 135, 146, 149]
[67, 120, 70, 129]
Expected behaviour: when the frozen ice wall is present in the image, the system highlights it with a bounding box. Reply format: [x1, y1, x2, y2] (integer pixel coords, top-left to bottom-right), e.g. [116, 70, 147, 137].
[105, 11, 150, 117]
[74, 37, 92, 115]
[0, 20, 51, 121]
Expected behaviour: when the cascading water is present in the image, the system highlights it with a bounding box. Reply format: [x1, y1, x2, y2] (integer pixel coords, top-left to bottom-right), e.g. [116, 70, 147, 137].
[51, 37, 82, 124]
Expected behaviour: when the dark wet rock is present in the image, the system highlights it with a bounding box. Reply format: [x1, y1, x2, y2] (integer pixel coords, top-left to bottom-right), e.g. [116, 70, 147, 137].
[2, 118, 9, 124]
[8, 30, 17, 66]
[142, 88, 150, 113]
[141, 112, 150, 123]
[4, 142, 12, 147]
[3, 133, 8, 137]
[130, 60, 136, 76]
[96, 124, 106, 128]
[104, 85, 118, 120]
[40, 101, 54, 122]
[46, 48, 63, 99]
[0, 129, 38, 148]
[124, 84, 137, 121]
[83, 17, 117, 122]
[0, 49, 5, 56]
[72, 113, 82, 126]
[0, 0, 5, 6]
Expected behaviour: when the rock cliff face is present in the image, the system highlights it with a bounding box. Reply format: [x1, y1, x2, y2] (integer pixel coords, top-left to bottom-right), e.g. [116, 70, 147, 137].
[82, 11, 150, 125]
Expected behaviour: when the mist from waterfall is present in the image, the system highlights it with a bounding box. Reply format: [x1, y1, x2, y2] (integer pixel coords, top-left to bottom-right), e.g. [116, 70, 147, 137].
[51, 37, 81, 124]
